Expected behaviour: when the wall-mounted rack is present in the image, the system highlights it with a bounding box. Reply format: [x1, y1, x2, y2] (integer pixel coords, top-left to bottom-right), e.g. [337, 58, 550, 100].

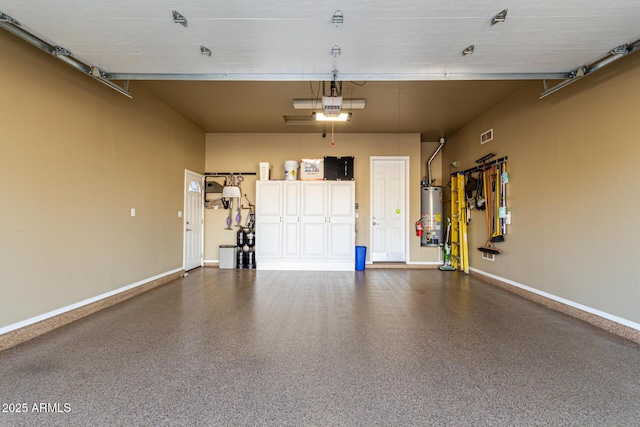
[455, 156, 508, 176]
[205, 172, 257, 177]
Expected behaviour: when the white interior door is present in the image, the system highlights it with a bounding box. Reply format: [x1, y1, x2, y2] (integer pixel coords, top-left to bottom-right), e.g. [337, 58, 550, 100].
[184, 170, 204, 271]
[371, 158, 407, 262]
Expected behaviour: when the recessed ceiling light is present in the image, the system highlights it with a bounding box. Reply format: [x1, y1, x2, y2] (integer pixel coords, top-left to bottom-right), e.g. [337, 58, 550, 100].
[491, 8, 508, 26]
[172, 10, 188, 28]
[463, 45, 475, 56]
[331, 45, 341, 57]
[200, 45, 212, 56]
[332, 10, 344, 27]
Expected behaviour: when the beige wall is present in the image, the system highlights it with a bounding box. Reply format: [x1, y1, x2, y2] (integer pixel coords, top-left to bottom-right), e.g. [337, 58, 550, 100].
[204, 133, 441, 263]
[442, 53, 640, 324]
[0, 33, 205, 328]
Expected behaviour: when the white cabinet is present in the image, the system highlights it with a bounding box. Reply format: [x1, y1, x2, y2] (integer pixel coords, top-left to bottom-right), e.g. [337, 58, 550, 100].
[254, 181, 283, 260]
[327, 181, 356, 260]
[300, 181, 327, 259]
[282, 181, 301, 259]
[256, 180, 355, 271]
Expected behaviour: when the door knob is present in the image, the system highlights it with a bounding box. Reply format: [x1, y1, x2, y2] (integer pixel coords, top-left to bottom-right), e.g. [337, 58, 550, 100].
[373, 222, 378, 225]
[186, 228, 192, 232]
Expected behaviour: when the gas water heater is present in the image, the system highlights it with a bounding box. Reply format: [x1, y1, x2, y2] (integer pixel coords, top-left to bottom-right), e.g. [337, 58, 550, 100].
[421, 186, 443, 246]
[421, 136, 445, 247]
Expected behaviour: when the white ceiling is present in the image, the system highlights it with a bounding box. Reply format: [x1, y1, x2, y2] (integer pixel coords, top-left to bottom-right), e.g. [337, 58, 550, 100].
[2, 1, 640, 137]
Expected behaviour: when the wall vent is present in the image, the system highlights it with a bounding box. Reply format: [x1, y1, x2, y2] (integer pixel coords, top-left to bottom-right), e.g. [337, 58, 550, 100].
[480, 128, 494, 144]
[482, 251, 495, 261]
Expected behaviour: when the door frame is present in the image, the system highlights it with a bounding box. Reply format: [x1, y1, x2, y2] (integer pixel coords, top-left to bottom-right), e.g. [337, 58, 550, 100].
[369, 156, 410, 264]
[184, 169, 205, 271]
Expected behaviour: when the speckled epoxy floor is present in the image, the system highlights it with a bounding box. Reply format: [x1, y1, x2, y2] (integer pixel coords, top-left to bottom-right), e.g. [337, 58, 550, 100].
[1, 268, 639, 426]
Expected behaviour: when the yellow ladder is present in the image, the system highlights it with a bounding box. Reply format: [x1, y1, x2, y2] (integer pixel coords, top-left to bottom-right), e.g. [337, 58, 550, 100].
[450, 173, 469, 273]
[450, 174, 461, 270]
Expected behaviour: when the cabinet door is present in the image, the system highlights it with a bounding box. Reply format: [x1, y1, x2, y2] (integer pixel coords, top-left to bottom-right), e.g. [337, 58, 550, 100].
[282, 181, 300, 259]
[300, 181, 327, 259]
[255, 181, 282, 260]
[327, 181, 355, 259]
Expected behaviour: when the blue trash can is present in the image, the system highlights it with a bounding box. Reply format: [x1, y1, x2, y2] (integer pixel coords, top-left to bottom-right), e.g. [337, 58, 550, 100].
[355, 246, 366, 271]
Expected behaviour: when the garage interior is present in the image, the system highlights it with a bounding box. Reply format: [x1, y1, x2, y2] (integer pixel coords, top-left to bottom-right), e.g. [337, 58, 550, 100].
[1, 2, 639, 425]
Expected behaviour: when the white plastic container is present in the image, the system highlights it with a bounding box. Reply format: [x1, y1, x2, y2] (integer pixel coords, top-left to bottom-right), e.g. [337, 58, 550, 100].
[284, 160, 299, 180]
[259, 162, 271, 180]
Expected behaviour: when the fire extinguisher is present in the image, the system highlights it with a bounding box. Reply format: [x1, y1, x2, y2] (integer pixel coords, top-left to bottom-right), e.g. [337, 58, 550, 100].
[415, 219, 423, 237]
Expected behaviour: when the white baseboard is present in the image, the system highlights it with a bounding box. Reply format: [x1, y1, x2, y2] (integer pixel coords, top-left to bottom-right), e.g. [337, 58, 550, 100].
[470, 267, 640, 333]
[0, 268, 183, 336]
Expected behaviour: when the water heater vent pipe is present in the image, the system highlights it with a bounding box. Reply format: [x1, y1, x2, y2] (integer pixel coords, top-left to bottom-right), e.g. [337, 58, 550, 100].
[427, 137, 445, 186]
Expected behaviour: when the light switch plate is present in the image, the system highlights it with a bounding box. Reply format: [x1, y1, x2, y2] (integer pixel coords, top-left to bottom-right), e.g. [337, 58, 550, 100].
[131, 208, 136, 217]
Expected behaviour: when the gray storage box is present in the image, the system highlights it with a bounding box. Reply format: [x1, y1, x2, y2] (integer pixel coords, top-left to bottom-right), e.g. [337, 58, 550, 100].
[219, 245, 237, 269]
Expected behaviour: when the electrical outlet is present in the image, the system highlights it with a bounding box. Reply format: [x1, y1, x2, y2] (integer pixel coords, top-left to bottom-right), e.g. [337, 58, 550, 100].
[505, 211, 511, 224]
